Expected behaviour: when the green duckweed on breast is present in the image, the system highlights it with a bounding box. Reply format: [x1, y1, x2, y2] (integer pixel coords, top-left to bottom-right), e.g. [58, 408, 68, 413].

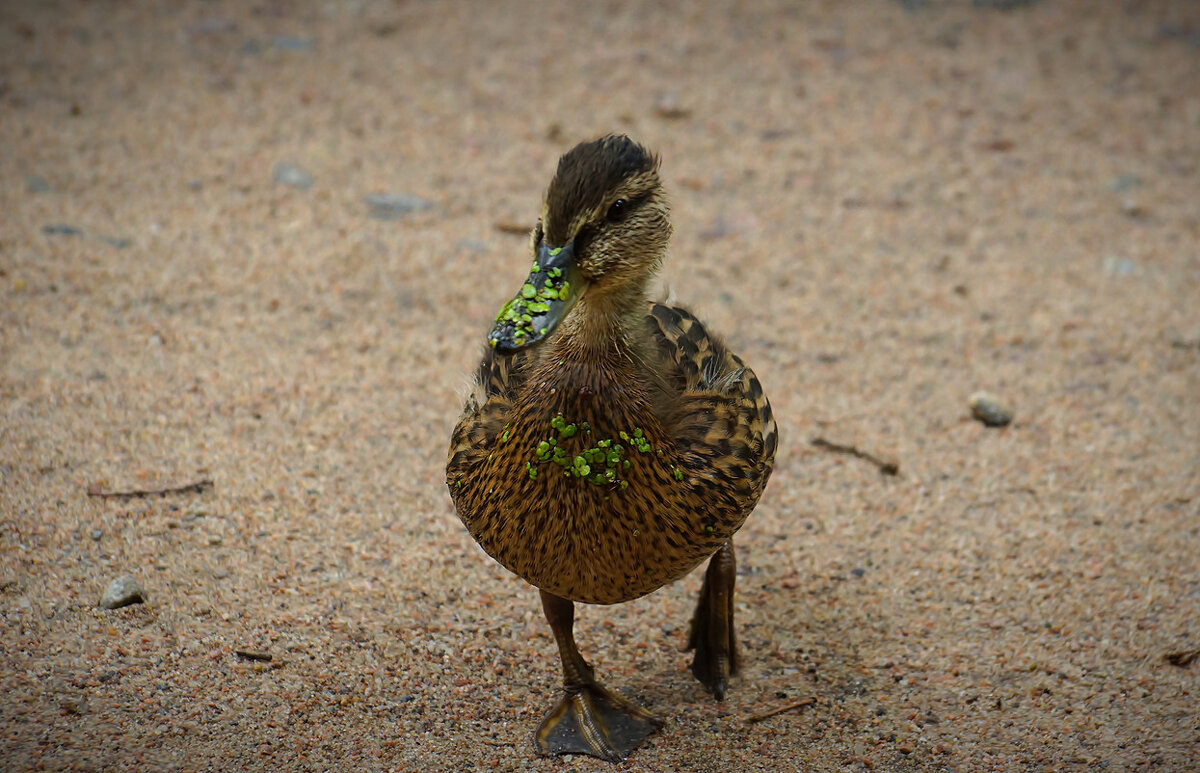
[521, 415, 683, 491]
[619, 428, 652, 453]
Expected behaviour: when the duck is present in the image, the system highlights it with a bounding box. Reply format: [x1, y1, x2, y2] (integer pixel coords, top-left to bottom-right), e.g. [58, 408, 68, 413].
[446, 135, 777, 762]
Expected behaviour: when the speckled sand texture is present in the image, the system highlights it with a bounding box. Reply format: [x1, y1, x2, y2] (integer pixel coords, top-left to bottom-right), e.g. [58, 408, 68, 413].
[2, 1, 1198, 770]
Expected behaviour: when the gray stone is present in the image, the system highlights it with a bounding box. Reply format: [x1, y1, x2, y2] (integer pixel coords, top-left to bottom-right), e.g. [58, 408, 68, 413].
[60, 695, 87, 715]
[973, 0, 1040, 8]
[969, 391, 1013, 427]
[190, 18, 237, 36]
[270, 36, 315, 52]
[99, 575, 145, 609]
[98, 235, 133, 249]
[1110, 175, 1142, 193]
[1104, 257, 1139, 277]
[25, 175, 52, 193]
[364, 192, 433, 221]
[273, 162, 313, 190]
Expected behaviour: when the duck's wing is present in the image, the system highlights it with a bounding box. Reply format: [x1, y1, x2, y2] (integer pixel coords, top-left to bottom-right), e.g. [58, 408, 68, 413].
[446, 345, 531, 482]
[646, 302, 778, 505]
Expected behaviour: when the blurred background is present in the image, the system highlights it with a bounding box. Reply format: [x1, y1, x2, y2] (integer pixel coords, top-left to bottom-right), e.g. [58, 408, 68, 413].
[2, 1, 1198, 769]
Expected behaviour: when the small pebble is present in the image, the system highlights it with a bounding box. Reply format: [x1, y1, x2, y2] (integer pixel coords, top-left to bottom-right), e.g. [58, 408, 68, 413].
[99, 575, 145, 609]
[60, 696, 87, 715]
[270, 36, 315, 52]
[190, 18, 237, 36]
[25, 175, 52, 193]
[98, 235, 133, 249]
[654, 93, 691, 119]
[973, 0, 1040, 8]
[969, 391, 1013, 427]
[273, 162, 313, 190]
[1104, 257, 1139, 276]
[1120, 199, 1147, 218]
[364, 192, 433, 220]
[1109, 174, 1141, 193]
[90, 529, 103, 541]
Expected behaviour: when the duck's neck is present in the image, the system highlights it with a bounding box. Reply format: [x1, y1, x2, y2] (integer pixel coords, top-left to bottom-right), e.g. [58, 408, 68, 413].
[528, 286, 664, 425]
[546, 286, 651, 364]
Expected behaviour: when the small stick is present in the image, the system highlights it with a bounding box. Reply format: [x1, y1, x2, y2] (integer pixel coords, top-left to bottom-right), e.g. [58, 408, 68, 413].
[746, 696, 815, 724]
[1164, 648, 1199, 667]
[87, 479, 214, 500]
[235, 650, 273, 662]
[811, 437, 899, 476]
[812, 409, 870, 427]
[494, 221, 529, 235]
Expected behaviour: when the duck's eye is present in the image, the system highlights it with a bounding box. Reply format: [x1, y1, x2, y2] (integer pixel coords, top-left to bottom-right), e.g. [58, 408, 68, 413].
[605, 199, 629, 223]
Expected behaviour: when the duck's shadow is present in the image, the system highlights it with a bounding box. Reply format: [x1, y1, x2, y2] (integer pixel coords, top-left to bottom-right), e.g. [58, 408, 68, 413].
[561, 539, 888, 743]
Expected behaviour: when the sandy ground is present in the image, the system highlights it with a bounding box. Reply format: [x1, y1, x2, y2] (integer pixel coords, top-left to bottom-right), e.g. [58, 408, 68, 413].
[2, 1, 1199, 770]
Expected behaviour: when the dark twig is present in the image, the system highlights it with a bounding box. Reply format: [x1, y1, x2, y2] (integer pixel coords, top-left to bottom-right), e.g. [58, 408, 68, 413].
[1164, 648, 1199, 667]
[87, 479, 213, 500]
[811, 437, 899, 476]
[494, 221, 529, 235]
[1168, 338, 1199, 351]
[235, 650, 273, 662]
[746, 697, 815, 724]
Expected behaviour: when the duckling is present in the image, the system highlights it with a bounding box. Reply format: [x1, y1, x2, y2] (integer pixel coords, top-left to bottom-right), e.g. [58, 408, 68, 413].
[446, 135, 777, 761]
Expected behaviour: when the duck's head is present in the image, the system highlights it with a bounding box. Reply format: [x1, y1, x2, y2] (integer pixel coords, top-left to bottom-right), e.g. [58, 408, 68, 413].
[489, 135, 670, 352]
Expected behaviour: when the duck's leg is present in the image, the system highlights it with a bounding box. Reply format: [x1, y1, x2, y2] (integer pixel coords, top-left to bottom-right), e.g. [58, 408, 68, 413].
[687, 540, 740, 699]
[534, 590, 663, 761]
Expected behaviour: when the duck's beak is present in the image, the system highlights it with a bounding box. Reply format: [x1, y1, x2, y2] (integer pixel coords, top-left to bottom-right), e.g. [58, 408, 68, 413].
[488, 241, 583, 353]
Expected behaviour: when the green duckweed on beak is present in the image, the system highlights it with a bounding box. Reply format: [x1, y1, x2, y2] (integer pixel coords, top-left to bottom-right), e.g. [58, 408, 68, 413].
[488, 241, 582, 352]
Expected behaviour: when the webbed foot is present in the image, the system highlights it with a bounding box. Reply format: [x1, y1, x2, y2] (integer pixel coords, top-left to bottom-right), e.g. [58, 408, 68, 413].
[688, 540, 740, 699]
[535, 682, 663, 761]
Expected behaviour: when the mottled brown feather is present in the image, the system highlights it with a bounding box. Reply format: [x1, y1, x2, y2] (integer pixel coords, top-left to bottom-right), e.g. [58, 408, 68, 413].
[447, 301, 776, 605]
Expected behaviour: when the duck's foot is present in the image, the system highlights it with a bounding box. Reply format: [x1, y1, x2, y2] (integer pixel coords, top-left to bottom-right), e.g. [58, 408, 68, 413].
[534, 683, 663, 762]
[688, 540, 740, 700]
